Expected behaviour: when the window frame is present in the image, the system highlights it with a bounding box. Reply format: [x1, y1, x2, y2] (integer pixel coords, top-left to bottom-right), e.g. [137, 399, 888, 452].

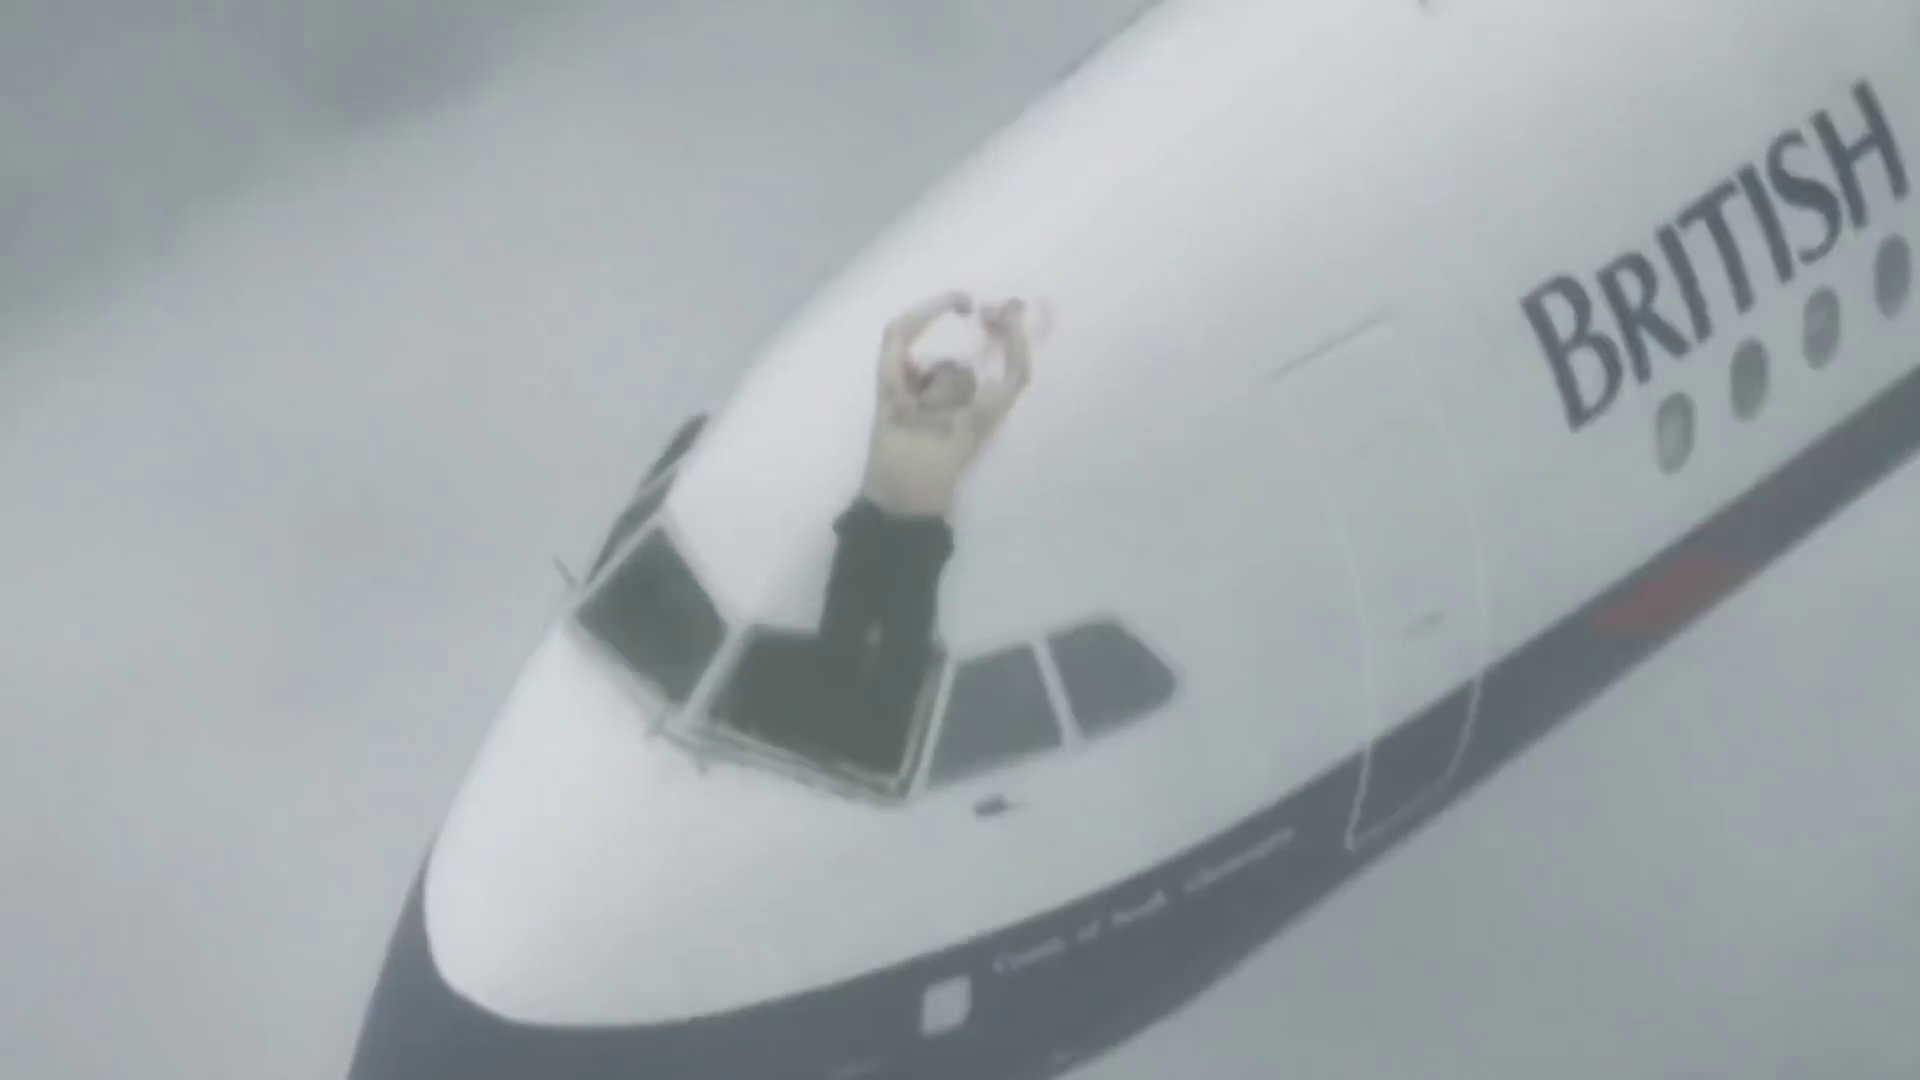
[690, 623, 947, 801]
[583, 412, 709, 586]
[1041, 614, 1183, 740]
[571, 520, 735, 725]
[585, 588, 1185, 800]
[587, 471, 675, 585]
[1030, 642, 1083, 749]
[907, 660, 959, 792]
[912, 641, 1072, 792]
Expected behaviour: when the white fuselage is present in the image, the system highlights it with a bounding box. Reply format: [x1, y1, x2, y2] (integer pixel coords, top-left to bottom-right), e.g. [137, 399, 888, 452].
[350, 2, 1919, 1078]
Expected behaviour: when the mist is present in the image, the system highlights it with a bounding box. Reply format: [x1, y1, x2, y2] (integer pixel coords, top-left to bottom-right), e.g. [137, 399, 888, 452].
[0, 3, 1157, 1077]
[4, 3, 1920, 1080]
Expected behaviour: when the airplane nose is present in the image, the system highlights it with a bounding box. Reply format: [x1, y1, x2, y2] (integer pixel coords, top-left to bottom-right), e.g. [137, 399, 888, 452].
[348, 867, 677, 1080]
[347, 870, 543, 1080]
[346, 862, 889, 1080]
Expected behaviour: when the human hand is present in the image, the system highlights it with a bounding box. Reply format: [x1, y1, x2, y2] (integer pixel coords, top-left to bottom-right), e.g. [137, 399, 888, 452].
[981, 298, 1026, 336]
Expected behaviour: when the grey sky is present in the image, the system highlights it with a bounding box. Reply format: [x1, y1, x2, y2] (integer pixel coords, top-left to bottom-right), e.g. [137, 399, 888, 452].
[4, 3, 1920, 1080]
[0, 3, 1158, 1078]
[0, 0, 596, 337]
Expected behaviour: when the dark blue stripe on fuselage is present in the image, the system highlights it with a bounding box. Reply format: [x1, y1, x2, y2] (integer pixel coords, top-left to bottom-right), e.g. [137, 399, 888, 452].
[350, 320, 1920, 1080]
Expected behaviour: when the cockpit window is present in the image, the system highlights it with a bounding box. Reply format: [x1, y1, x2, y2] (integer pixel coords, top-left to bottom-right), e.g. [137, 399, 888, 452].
[699, 618, 1175, 796]
[586, 413, 708, 581]
[926, 645, 1063, 786]
[645, 414, 707, 485]
[711, 627, 944, 784]
[587, 479, 671, 580]
[1045, 619, 1176, 736]
[576, 529, 724, 706]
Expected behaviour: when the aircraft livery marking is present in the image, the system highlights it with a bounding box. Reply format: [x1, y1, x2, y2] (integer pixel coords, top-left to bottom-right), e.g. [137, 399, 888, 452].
[1523, 78, 1909, 432]
[1589, 550, 1751, 634]
[350, 287, 1920, 1079]
[988, 824, 1293, 977]
[349, 75, 1920, 1080]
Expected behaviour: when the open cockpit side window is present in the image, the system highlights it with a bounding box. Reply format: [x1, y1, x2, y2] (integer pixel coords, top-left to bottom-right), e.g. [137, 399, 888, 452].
[709, 626, 945, 791]
[1044, 618, 1177, 736]
[576, 529, 725, 707]
[685, 609, 1177, 799]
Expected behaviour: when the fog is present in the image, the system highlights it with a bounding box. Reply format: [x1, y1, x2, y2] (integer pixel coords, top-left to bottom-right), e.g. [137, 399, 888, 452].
[0, 4, 1157, 1077]
[3, 3, 1919, 1079]
[0, 0, 601, 338]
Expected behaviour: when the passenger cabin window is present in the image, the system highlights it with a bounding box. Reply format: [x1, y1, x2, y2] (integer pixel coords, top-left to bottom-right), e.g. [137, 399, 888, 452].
[927, 645, 1062, 786]
[711, 627, 944, 784]
[576, 530, 724, 706]
[1045, 619, 1177, 735]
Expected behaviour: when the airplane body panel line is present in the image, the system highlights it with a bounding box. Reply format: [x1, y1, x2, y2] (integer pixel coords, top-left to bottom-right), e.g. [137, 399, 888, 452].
[351, 325, 1920, 1079]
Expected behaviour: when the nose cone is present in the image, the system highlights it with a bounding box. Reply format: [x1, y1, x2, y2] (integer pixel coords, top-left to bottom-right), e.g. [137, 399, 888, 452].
[343, 625, 912, 1079]
[347, 872, 499, 1080]
[420, 624, 873, 1026]
[349, 871, 711, 1080]
[345, 866, 929, 1080]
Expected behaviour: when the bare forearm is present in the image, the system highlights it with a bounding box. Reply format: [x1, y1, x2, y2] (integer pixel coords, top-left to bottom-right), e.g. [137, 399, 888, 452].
[1001, 326, 1032, 387]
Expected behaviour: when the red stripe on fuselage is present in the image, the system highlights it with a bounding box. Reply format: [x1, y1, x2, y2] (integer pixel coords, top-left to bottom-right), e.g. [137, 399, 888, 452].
[1591, 550, 1752, 634]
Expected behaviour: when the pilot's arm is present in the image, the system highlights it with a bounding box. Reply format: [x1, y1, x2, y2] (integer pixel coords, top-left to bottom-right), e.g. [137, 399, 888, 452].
[971, 299, 1033, 435]
[880, 290, 972, 398]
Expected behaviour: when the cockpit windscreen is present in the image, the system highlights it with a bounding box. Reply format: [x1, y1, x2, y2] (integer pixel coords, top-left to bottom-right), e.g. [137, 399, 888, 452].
[576, 529, 725, 706]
